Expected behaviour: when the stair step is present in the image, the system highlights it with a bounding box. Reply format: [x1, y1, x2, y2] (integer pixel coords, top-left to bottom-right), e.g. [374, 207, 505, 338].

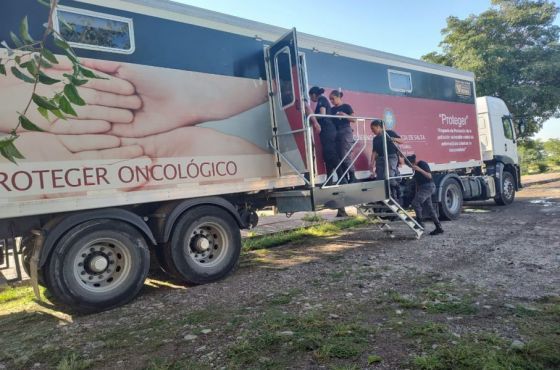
[360, 198, 425, 239]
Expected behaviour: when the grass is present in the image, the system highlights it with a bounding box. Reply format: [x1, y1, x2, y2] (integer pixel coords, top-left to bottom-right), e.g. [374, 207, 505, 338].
[242, 216, 370, 251]
[386, 282, 478, 315]
[387, 291, 423, 309]
[412, 296, 560, 370]
[301, 212, 324, 223]
[267, 288, 302, 306]
[413, 334, 560, 370]
[181, 309, 215, 325]
[145, 358, 211, 370]
[406, 322, 448, 338]
[56, 353, 92, 370]
[0, 285, 46, 312]
[226, 308, 372, 368]
[367, 354, 383, 364]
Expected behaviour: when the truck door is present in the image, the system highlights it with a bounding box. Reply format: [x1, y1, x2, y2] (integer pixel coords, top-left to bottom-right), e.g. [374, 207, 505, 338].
[493, 114, 519, 164]
[265, 28, 312, 181]
[500, 116, 519, 163]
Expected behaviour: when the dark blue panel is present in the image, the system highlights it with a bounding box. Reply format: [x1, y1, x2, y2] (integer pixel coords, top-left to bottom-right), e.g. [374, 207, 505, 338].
[304, 51, 475, 104]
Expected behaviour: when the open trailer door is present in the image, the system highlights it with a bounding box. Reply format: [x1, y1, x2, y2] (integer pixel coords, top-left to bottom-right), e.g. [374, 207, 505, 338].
[265, 28, 314, 184]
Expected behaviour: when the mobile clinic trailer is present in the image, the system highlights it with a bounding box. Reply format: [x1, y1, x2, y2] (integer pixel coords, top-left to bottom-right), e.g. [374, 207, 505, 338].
[0, 0, 521, 311]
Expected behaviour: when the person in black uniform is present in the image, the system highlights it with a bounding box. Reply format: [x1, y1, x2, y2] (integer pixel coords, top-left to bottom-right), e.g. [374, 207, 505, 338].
[309, 86, 340, 185]
[370, 119, 404, 201]
[406, 154, 444, 235]
[329, 90, 357, 184]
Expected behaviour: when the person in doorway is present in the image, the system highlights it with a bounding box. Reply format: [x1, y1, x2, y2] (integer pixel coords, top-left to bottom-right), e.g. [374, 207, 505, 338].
[370, 119, 404, 202]
[406, 154, 444, 235]
[309, 86, 340, 185]
[329, 90, 357, 184]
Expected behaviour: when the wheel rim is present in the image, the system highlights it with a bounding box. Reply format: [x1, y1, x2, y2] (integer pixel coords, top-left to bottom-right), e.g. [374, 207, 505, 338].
[503, 176, 514, 200]
[72, 238, 132, 293]
[445, 185, 461, 214]
[184, 221, 229, 267]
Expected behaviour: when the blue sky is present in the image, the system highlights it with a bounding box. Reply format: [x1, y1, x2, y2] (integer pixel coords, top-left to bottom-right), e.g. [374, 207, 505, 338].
[173, 0, 559, 139]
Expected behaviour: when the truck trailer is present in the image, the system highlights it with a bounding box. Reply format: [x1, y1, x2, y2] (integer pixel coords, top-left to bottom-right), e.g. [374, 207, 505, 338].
[0, 0, 522, 312]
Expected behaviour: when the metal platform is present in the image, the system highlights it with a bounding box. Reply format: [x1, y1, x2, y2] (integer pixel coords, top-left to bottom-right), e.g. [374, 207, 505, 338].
[273, 180, 387, 213]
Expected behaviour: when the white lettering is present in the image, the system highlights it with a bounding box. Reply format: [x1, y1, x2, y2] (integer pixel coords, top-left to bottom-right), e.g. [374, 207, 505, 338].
[439, 113, 469, 127]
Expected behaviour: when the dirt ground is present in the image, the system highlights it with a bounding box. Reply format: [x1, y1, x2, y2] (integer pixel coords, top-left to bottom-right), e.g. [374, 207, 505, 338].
[1, 181, 559, 369]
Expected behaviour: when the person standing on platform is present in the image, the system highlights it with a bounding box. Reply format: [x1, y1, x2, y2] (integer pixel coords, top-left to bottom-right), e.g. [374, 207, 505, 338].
[309, 86, 339, 185]
[329, 90, 357, 184]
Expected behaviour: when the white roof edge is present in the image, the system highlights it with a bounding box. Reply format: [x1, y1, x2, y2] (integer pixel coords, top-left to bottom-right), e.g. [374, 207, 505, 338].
[115, 0, 474, 79]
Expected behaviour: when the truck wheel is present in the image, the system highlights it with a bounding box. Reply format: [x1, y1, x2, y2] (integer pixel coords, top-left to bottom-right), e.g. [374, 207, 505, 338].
[439, 179, 463, 220]
[164, 206, 241, 285]
[43, 220, 150, 313]
[495, 171, 516, 205]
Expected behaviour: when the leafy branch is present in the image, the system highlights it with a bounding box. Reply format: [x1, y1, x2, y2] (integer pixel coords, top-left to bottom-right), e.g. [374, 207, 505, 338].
[0, 0, 103, 163]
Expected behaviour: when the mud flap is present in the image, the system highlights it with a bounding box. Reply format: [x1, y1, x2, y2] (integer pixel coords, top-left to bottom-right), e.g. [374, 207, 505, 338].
[30, 230, 44, 301]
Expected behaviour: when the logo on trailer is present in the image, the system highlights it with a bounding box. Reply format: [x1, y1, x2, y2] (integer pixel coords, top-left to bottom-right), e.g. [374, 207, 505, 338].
[383, 109, 396, 129]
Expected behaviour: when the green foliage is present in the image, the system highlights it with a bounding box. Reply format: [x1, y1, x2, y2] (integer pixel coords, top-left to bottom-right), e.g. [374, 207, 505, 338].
[423, 0, 560, 138]
[0, 0, 103, 163]
[519, 138, 560, 174]
[543, 138, 560, 164]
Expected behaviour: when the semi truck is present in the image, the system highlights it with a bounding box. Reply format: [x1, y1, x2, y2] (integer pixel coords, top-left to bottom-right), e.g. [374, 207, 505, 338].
[0, 0, 522, 312]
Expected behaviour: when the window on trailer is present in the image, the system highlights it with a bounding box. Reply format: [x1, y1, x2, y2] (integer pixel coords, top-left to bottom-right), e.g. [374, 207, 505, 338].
[54, 6, 135, 54]
[388, 70, 413, 93]
[275, 48, 295, 107]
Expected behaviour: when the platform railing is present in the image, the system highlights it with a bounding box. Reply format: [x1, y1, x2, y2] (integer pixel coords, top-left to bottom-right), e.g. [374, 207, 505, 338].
[269, 114, 417, 193]
[306, 114, 378, 188]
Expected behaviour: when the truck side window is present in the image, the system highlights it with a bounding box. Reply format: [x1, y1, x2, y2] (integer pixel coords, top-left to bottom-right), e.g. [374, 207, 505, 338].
[502, 116, 514, 141]
[54, 6, 135, 54]
[275, 48, 295, 107]
[388, 69, 413, 93]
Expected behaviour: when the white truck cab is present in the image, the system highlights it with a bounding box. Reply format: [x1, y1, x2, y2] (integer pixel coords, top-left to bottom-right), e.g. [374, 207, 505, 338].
[477, 96, 519, 165]
[472, 96, 523, 208]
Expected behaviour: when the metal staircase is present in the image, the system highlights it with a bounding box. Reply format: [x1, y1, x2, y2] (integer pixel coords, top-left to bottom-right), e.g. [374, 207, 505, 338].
[358, 198, 424, 239]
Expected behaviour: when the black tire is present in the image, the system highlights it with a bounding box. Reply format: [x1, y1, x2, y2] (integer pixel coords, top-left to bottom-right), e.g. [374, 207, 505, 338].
[154, 243, 182, 280]
[494, 171, 516, 206]
[164, 205, 241, 285]
[43, 220, 150, 313]
[439, 178, 463, 220]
